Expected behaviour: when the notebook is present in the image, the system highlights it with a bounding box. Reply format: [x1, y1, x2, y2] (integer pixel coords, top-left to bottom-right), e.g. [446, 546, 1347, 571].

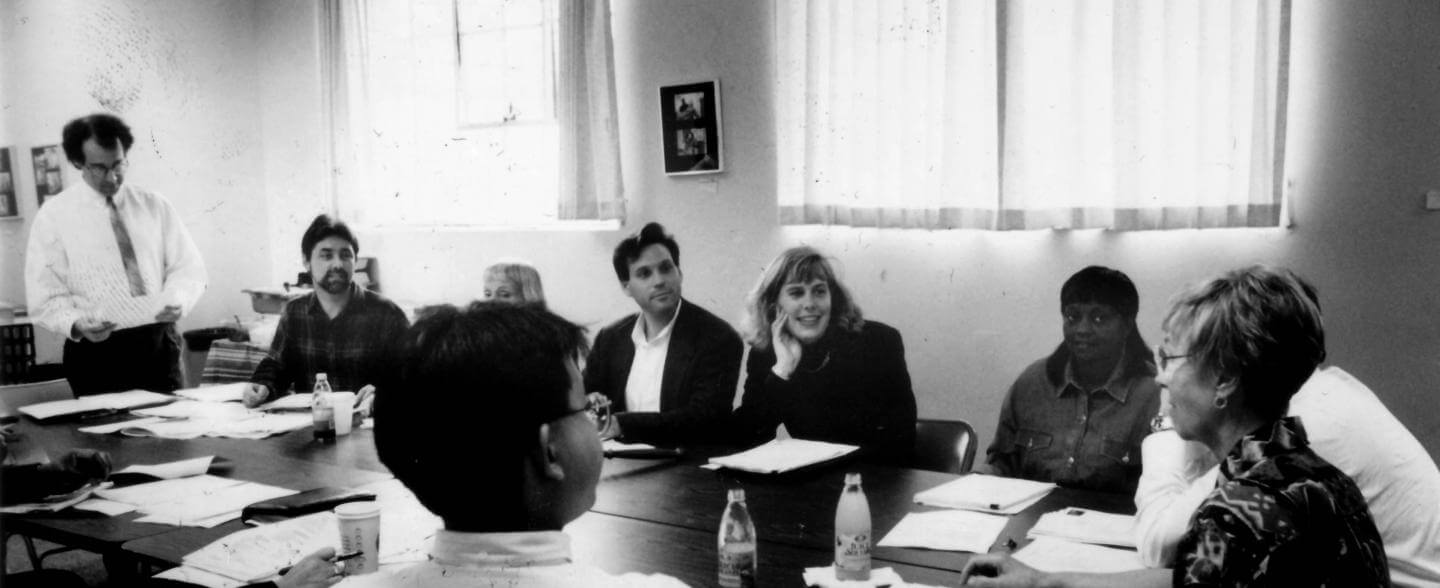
[912, 474, 1056, 514]
[707, 439, 859, 474]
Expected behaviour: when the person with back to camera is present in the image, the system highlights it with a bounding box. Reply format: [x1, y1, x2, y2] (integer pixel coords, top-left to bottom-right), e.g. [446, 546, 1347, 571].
[345, 301, 687, 587]
[730, 246, 916, 463]
[974, 266, 1160, 495]
[482, 260, 546, 307]
[960, 265, 1389, 587]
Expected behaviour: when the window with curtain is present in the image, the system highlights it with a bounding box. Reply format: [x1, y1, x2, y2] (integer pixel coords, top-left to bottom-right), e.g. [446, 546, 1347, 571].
[776, 0, 1290, 231]
[326, 0, 622, 228]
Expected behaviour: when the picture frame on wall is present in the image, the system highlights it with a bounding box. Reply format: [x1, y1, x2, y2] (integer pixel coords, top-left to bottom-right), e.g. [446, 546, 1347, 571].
[32, 144, 64, 208]
[0, 147, 16, 218]
[659, 80, 722, 175]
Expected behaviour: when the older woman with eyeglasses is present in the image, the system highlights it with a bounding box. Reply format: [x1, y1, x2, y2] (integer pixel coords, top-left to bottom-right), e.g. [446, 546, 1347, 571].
[960, 266, 1389, 587]
[729, 246, 916, 463]
[975, 266, 1160, 495]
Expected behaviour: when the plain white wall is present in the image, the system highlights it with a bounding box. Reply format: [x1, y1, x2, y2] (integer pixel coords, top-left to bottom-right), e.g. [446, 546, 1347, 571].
[0, 0, 271, 363]
[2, 0, 1438, 460]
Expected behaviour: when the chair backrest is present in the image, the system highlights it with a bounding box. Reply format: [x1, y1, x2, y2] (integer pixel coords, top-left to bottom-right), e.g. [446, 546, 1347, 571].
[912, 418, 976, 474]
[0, 378, 74, 419]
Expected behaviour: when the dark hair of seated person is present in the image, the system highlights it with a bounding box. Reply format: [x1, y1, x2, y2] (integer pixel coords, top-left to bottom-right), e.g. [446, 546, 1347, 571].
[373, 301, 589, 530]
[1045, 264, 1155, 382]
[610, 221, 680, 283]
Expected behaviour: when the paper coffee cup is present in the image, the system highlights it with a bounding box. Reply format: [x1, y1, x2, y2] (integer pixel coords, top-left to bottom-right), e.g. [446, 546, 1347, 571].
[331, 392, 356, 436]
[335, 501, 380, 574]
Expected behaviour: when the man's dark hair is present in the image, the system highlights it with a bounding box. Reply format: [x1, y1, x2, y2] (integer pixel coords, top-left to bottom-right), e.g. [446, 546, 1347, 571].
[374, 302, 589, 527]
[610, 222, 680, 283]
[301, 214, 359, 259]
[62, 114, 135, 166]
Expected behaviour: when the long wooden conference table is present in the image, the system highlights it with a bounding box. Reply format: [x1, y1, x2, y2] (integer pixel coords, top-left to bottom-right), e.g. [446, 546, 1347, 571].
[6, 416, 1136, 587]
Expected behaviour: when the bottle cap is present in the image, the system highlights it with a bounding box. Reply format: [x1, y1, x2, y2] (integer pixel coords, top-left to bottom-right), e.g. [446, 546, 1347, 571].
[727, 488, 746, 502]
[844, 472, 862, 486]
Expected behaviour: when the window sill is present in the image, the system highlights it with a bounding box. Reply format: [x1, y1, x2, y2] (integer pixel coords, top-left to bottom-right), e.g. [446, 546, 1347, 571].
[358, 219, 623, 234]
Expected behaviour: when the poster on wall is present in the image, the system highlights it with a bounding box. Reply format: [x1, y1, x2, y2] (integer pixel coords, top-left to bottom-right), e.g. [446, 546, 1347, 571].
[32, 145, 64, 207]
[659, 80, 722, 175]
[0, 147, 16, 218]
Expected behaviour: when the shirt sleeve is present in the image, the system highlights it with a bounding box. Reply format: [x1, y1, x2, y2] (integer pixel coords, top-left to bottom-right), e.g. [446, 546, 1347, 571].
[157, 195, 207, 315]
[24, 208, 84, 339]
[729, 347, 785, 446]
[865, 326, 916, 462]
[979, 376, 1024, 477]
[250, 312, 294, 398]
[1134, 430, 1219, 567]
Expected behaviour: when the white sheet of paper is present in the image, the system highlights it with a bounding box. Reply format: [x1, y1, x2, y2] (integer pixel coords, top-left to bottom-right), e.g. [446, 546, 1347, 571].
[133, 481, 296, 527]
[912, 474, 1056, 514]
[117, 456, 214, 480]
[72, 498, 138, 516]
[95, 293, 170, 331]
[602, 440, 658, 452]
[175, 383, 249, 403]
[259, 393, 313, 412]
[19, 390, 174, 420]
[182, 511, 338, 582]
[1012, 536, 1145, 573]
[134, 401, 251, 420]
[152, 565, 246, 588]
[876, 510, 1010, 553]
[1028, 508, 1137, 548]
[95, 474, 243, 506]
[79, 416, 167, 435]
[707, 439, 860, 474]
[802, 565, 905, 587]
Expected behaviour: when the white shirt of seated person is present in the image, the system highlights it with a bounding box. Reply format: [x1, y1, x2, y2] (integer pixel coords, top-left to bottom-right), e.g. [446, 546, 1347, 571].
[1134, 366, 1440, 587]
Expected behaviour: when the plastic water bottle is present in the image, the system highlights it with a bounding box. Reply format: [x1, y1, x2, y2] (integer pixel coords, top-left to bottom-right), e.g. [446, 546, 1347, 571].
[834, 472, 871, 581]
[717, 488, 757, 587]
[312, 373, 335, 442]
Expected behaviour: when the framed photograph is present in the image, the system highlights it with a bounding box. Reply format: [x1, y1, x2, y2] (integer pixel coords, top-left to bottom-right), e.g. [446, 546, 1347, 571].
[32, 145, 64, 207]
[0, 148, 16, 218]
[659, 80, 722, 175]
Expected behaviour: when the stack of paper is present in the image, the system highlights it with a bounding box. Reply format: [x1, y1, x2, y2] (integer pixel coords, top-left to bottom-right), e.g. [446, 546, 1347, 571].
[1028, 508, 1137, 548]
[259, 393, 313, 412]
[707, 439, 859, 474]
[175, 383, 249, 403]
[877, 510, 1011, 553]
[75, 401, 312, 440]
[19, 390, 175, 421]
[95, 474, 297, 527]
[1012, 536, 1145, 573]
[912, 474, 1056, 515]
[181, 511, 337, 583]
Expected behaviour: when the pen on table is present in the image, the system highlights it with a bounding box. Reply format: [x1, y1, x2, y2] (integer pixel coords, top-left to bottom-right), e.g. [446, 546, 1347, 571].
[277, 551, 360, 576]
[988, 503, 1000, 511]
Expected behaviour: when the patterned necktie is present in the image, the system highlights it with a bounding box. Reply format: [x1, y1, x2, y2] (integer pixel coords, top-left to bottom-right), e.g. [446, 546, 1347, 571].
[107, 197, 147, 296]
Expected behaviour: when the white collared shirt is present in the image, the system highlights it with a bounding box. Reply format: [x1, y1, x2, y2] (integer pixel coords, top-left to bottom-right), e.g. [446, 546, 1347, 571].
[337, 528, 688, 588]
[1134, 366, 1440, 586]
[24, 181, 207, 339]
[623, 300, 682, 413]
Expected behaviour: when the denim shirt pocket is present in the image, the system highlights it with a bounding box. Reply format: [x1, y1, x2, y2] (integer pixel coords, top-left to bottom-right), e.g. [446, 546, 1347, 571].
[1014, 428, 1054, 455]
[1099, 436, 1137, 466]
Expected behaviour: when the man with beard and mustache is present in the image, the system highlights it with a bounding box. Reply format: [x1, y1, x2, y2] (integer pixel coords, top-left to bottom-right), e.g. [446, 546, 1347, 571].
[242, 215, 408, 407]
[583, 222, 742, 446]
[25, 113, 207, 395]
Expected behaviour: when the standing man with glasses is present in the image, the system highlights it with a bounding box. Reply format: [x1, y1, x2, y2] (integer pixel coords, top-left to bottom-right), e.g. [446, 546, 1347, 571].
[25, 113, 207, 395]
[973, 266, 1160, 494]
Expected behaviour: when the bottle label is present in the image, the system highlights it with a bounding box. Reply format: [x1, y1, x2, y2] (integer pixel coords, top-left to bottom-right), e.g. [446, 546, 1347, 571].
[834, 532, 871, 578]
[718, 543, 756, 588]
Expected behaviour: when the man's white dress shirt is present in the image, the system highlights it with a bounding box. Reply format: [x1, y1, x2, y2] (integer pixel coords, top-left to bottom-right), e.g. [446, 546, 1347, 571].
[338, 529, 689, 588]
[24, 181, 206, 339]
[1134, 366, 1440, 586]
[623, 300, 682, 413]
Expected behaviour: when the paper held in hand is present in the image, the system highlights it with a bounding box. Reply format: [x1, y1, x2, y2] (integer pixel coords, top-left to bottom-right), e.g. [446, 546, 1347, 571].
[706, 438, 859, 474]
[912, 474, 1056, 515]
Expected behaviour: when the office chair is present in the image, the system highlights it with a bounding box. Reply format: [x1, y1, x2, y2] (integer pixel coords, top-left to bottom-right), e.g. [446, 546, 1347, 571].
[912, 418, 977, 475]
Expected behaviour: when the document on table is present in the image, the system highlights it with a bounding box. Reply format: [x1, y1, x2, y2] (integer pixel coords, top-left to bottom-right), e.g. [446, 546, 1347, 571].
[134, 401, 251, 420]
[118, 402, 311, 439]
[707, 439, 859, 474]
[19, 390, 175, 421]
[96, 474, 298, 527]
[1012, 536, 1145, 573]
[912, 474, 1056, 514]
[79, 416, 166, 435]
[183, 511, 338, 582]
[0, 481, 108, 514]
[152, 565, 248, 588]
[877, 510, 1011, 553]
[1028, 508, 1137, 548]
[175, 383, 249, 403]
[259, 393, 314, 412]
[116, 456, 214, 480]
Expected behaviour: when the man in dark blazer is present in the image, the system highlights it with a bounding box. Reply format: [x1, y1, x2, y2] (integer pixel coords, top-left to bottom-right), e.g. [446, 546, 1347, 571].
[584, 222, 742, 445]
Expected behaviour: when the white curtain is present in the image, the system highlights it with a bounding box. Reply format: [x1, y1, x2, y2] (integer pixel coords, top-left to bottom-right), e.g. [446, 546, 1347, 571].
[776, 0, 1001, 229]
[776, 0, 1290, 231]
[556, 0, 624, 220]
[324, 0, 372, 222]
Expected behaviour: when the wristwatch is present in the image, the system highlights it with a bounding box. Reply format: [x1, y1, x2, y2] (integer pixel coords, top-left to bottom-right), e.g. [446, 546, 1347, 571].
[1149, 414, 1174, 433]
